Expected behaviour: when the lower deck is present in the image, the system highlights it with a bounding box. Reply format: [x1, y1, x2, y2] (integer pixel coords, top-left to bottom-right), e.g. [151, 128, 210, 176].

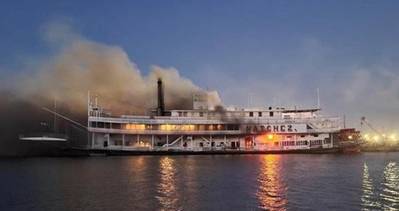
[69, 147, 343, 157]
[89, 132, 336, 152]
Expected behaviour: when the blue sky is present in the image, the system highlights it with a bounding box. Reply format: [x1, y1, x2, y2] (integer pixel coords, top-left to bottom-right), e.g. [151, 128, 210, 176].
[1, 0, 399, 129]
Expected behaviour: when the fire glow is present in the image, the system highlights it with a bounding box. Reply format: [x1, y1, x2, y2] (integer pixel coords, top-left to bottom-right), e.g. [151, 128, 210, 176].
[257, 133, 278, 143]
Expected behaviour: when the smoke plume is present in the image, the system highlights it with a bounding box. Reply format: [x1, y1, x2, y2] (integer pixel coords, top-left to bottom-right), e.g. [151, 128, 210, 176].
[9, 23, 221, 116]
[0, 22, 222, 156]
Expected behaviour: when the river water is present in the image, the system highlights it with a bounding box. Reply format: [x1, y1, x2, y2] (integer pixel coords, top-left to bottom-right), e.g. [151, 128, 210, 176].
[1, 153, 398, 211]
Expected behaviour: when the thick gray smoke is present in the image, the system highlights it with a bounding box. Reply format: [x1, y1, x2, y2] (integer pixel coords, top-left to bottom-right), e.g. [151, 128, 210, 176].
[0, 23, 222, 156]
[10, 24, 221, 116]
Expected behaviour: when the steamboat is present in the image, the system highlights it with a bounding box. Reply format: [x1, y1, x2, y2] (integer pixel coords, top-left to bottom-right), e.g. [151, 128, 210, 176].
[85, 79, 361, 155]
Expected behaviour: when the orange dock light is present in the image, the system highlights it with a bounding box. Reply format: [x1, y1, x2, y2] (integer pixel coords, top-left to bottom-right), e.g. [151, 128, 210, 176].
[267, 134, 274, 140]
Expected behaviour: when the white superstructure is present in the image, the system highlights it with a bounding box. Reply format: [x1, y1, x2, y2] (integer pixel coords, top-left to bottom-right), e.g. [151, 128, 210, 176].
[87, 81, 352, 153]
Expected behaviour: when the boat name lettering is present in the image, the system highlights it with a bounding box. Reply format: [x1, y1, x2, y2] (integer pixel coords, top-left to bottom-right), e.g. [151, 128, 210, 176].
[245, 124, 303, 133]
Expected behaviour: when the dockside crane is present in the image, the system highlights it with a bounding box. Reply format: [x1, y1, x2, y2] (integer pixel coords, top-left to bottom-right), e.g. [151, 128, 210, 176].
[360, 117, 383, 136]
[360, 116, 390, 143]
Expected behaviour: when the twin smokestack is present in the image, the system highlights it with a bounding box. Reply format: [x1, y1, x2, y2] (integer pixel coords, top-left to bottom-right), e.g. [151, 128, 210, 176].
[156, 78, 165, 116]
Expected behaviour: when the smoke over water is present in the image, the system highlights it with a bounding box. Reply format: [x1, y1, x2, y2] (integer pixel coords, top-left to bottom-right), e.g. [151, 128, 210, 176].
[0, 23, 221, 156]
[8, 24, 221, 116]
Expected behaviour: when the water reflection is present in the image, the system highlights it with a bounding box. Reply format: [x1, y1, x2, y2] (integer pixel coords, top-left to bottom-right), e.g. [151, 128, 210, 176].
[361, 163, 381, 210]
[361, 162, 399, 210]
[257, 155, 287, 210]
[128, 157, 145, 172]
[380, 162, 399, 210]
[156, 157, 181, 211]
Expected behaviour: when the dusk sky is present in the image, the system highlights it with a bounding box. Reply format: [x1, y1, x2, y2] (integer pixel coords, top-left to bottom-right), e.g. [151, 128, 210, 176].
[1, 0, 399, 130]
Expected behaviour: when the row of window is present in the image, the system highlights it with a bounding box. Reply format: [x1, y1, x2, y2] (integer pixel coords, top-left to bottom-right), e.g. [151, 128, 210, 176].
[296, 140, 309, 145]
[249, 111, 274, 117]
[282, 139, 332, 146]
[90, 122, 241, 131]
[176, 111, 276, 118]
[311, 140, 322, 145]
[310, 139, 332, 145]
[282, 141, 296, 146]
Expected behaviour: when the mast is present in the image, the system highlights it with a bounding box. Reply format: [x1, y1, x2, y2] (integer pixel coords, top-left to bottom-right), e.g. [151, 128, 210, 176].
[87, 90, 90, 125]
[87, 90, 91, 147]
[53, 98, 57, 133]
[316, 88, 320, 109]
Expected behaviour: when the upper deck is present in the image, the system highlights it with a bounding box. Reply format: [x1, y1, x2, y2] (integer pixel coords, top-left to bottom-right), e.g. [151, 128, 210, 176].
[88, 105, 343, 135]
[87, 86, 342, 135]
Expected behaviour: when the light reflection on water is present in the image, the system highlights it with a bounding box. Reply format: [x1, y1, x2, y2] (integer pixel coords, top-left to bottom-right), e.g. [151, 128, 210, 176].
[156, 157, 181, 211]
[380, 162, 399, 210]
[256, 155, 287, 210]
[361, 163, 381, 210]
[1, 153, 399, 210]
[361, 161, 399, 210]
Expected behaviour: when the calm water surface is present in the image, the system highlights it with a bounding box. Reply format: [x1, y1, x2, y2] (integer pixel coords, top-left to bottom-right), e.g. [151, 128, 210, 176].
[1, 153, 398, 211]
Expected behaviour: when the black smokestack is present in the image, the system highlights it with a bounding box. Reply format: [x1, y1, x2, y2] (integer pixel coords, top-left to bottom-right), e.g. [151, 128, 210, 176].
[157, 78, 165, 116]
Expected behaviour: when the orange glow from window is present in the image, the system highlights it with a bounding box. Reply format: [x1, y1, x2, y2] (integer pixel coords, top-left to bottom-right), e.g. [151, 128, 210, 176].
[257, 133, 276, 143]
[160, 124, 172, 131]
[126, 124, 145, 130]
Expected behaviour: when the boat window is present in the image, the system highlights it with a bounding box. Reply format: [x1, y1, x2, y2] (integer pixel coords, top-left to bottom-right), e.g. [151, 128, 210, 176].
[258, 112, 262, 117]
[112, 123, 121, 129]
[104, 123, 110, 128]
[226, 124, 239, 130]
[313, 134, 319, 137]
[269, 112, 274, 117]
[249, 112, 253, 117]
[97, 122, 104, 128]
[199, 112, 204, 117]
